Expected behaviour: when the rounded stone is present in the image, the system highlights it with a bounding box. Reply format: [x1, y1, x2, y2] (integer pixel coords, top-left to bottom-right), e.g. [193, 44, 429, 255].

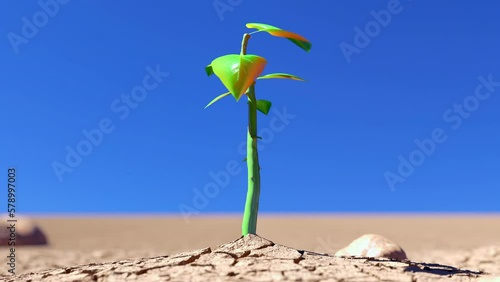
[335, 234, 407, 260]
[0, 215, 48, 246]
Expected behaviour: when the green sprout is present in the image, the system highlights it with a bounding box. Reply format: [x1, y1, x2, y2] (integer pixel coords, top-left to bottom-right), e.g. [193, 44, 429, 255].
[204, 23, 312, 236]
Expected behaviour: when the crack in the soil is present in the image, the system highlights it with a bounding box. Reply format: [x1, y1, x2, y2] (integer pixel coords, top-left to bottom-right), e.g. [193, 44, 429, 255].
[217, 250, 251, 259]
[134, 252, 205, 275]
[190, 263, 216, 269]
[293, 255, 304, 264]
[213, 251, 243, 266]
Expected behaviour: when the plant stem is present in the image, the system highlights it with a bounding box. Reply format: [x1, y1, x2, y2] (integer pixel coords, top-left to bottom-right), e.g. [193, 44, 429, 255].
[240, 32, 261, 236]
[242, 84, 260, 235]
[240, 33, 251, 55]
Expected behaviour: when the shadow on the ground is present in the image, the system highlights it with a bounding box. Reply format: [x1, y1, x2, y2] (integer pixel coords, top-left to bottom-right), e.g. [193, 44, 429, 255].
[344, 256, 485, 277]
[405, 261, 483, 276]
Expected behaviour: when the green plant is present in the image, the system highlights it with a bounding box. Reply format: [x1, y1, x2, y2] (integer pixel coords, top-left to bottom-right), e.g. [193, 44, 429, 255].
[205, 23, 311, 236]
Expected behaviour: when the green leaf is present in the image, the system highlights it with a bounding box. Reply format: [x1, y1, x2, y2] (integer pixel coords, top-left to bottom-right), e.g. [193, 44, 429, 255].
[246, 23, 312, 52]
[205, 65, 214, 76]
[257, 73, 305, 81]
[256, 99, 272, 115]
[204, 91, 231, 109]
[209, 54, 267, 101]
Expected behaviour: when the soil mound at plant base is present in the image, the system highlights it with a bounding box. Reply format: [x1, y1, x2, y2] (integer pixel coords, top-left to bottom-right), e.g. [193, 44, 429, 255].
[1, 234, 493, 282]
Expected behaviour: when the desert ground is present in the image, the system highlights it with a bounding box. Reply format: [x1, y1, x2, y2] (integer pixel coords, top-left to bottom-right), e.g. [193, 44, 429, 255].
[1, 214, 499, 281]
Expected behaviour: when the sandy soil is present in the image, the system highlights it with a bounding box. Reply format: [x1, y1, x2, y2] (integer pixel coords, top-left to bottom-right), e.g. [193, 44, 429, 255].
[0, 214, 499, 281]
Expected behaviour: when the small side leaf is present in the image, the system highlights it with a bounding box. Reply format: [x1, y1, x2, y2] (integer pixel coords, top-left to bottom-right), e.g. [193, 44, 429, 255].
[256, 99, 272, 115]
[246, 23, 312, 52]
[204, 91, 231, 109]
[257, 73, 305, 81]
[205, 65, 214, 76]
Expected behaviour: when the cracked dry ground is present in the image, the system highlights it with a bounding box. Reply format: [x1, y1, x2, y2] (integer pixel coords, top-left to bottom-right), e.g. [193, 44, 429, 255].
[2, 234, 497, 282]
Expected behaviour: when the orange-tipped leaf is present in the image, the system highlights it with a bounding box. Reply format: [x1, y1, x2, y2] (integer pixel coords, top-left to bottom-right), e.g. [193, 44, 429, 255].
[246, 23, 312, 52]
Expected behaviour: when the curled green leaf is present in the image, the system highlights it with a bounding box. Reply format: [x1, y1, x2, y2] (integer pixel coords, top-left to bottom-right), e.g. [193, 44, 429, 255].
[257, 73, 305, 81]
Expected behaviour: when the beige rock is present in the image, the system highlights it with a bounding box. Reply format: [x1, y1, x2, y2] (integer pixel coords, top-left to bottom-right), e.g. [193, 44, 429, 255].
[0, 215, 48, 246]
[335, 233, 407, 260]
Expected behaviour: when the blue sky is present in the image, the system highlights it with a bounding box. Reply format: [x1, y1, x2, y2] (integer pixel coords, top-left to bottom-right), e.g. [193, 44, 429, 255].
[1, 1, 499, 216]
